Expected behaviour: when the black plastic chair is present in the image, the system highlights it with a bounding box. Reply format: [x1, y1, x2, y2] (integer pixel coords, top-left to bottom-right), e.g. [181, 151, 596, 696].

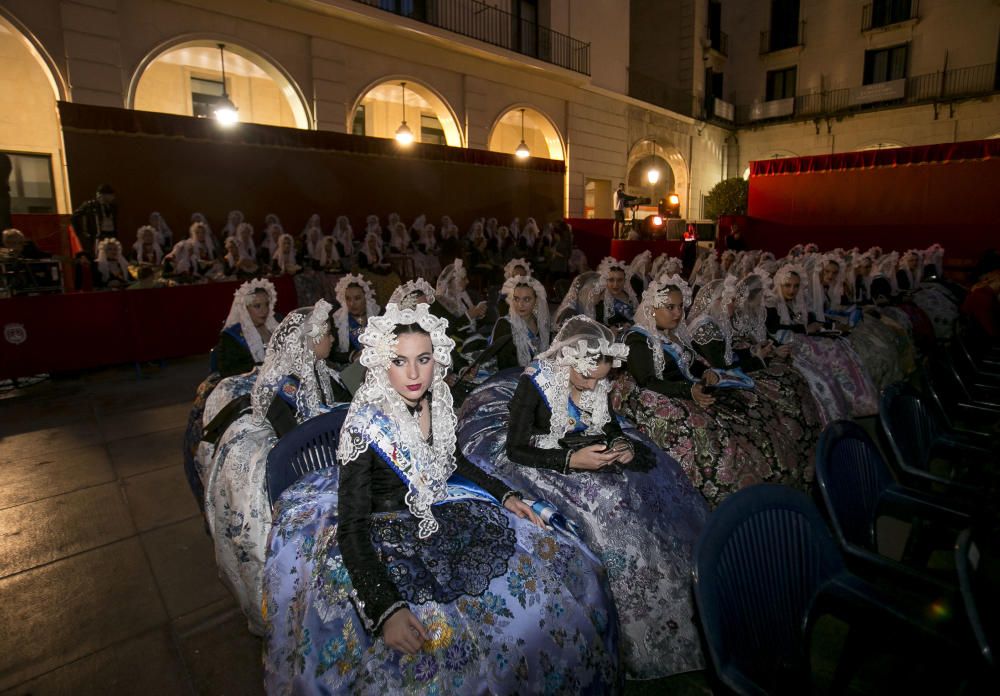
[815, 420, 970, 591]
[920, 361, 1000, 439]
[265, 407, 349, 508]
[879, 383, 997, 500]
[955, 529, 997, 673]
[693, 484, 970, 695]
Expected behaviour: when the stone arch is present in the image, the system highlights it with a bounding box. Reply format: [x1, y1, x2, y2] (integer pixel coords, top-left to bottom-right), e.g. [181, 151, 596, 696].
[487, 104, 565, 160]
[626, 138, 689, 209]
[348, 76, 464, 147]
[127, 35, 312, 129]
[0, 9, 71, 212]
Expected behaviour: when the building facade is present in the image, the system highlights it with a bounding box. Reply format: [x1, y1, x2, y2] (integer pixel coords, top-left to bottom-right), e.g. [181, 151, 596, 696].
[1, 0, 997, 222]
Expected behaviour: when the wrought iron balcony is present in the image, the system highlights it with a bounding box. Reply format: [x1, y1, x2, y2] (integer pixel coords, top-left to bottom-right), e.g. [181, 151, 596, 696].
[350, 0, 591, 75]
[759, 20, 805, 55]
[733, 62, 998, 125]
[862, 0, 918, 32]
[628, 67, 700, 118]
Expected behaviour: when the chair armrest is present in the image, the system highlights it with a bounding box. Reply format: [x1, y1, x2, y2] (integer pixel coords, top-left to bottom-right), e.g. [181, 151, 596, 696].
[880, 485, 974, 526]
[840, 545, 957, 595]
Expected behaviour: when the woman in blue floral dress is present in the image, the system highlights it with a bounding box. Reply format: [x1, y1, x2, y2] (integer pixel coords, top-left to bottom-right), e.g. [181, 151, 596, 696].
[263, 303, 622, 695]
[459, 316, 708, 679]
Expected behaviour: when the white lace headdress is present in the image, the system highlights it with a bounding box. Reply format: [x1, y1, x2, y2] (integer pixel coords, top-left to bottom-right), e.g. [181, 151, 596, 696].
[898, 249, 924, 288]
[132, 225, 163, 263]
[250, 300, 336, 424]
[810, 253, 847, 318]
[223, 278, 279, 363]
[590, 256, 638, 322]
[333, 274, 380, 350]
[503, 257, 533, 279]
[687, 277, 739, 364]
[223, 210, 244, 238]
[361, 230, 383, 265]
[389, 278, 436, 309]
[235, 222, 256, 262]
[500, 275, 551, 365]
[634, 276, 696, 380]
[435, 259, 474, 319]
[627, 250, 653, 286]
[531, 315, 628, 449]
[318, 237, 340, 267]
[188, 222, 215, 260]
[148, 212, 172, 247]
[731, 272, 770, 345]
[768, 264, 810, 325]
[334, 216, 354, 256]
[96, 238, 129, 282]
[275, 233, 298, 272]
[553, 271, 601, 327]
[923, 244, 944, 279]
[337, 303, 457, 538]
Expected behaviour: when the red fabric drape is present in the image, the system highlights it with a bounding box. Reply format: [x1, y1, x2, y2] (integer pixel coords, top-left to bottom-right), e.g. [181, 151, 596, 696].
[750, 139, 1000, 177]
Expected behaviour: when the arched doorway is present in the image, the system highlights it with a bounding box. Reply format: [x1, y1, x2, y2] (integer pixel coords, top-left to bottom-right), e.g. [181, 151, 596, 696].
[0, 10, 69, 213]
[487, 106, 565, 160]
[626, 138, 689, 213]
[349, 78, 463, 147]
[130, 39, 311, 129]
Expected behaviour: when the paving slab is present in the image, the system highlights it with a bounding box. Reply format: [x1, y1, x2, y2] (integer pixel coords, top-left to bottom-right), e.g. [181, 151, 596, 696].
[0, 628, 191, 696]
[97, 403, 192, 444]
[141, 516, 230, 619]
[123, 465, 200, 532]
[0, 482, 134, 578]
[0, 445, 115, 510]
[178, 611, 264, 696]
[0, 538, 166, 691]
[108, 426, 186, 479]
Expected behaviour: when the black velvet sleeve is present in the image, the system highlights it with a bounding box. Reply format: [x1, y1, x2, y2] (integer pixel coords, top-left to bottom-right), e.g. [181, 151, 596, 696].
[453, 450, 516, 503]
[692, 337, 728, 369]
[625, 331, 694, 399]
[734, 347, 766, 372]
[505, 376, 573, 473]
[766, 306, 806, 334]
[337, 446, 407, 634]
[216, 331, 256, 378]
[491, 318, 519, 370]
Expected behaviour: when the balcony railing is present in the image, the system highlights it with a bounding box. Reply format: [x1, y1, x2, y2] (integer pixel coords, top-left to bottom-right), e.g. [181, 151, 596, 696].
[732, 62, 998, 125]
[760, 20, 805, 54]
[708, 29, 728, 57]
[862, 0, 918, 32]
[350, 0, 591, 75]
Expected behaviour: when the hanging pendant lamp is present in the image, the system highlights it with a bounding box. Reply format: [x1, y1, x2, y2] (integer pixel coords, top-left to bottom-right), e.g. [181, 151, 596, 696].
[395, 82, 414, 145]
[515, 108, 530, 158]
[213, 43, 239, 126]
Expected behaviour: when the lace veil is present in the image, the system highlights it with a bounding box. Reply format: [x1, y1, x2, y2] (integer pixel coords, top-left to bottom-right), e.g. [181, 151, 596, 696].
[768, 264, 810, 325]
[499, 274, 550, 365]
[333, 274, 380, 350]
[531, 315, 628, 449]
[250, 300, 335, 424]
[388, 278, 436, 309]
[222, 278, 279, 363]
[96, 238, 129, 281]
[503, 257, 533, 279]
[336, 303, 457, 538]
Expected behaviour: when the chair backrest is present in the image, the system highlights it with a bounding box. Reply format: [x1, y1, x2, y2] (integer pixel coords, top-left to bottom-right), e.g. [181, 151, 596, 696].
[265, 407, 350, 508]
[693, 484, 845, 695]
[879, 382, 939, 472]
[816, 420, 894, 553]
[955, 529, 996, 667]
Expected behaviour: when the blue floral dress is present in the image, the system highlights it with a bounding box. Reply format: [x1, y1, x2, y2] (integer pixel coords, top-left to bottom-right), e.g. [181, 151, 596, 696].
[262, 408, 623, 695]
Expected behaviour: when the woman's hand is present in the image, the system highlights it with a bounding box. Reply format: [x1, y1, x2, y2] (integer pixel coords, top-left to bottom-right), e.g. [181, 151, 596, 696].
[608, 440, 634, 464]
[382, 608, 428, 655]
[806, 322, 824, 335]
[691, 382, 716, 408]
[504, 496, 545, 529]
[755, 342, 774, 360]
[775, 343, 793, 359]
[569, 444, 620, 470]
[469, 302, 488, 320]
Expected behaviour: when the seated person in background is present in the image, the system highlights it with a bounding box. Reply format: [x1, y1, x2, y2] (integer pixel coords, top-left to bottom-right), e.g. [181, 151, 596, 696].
[591, 256, 638, 331]
[216, 279, 279, 378]
[356, 230, 391, 274]
[316, 236, 342, 273]
[163, 239, 200, 281]
[95, 238, 130, 289]
[331, 274, 380, 364]
[1, 228, 48, 260]
[490, 274, 550, 371]
[271, 233, 301, 275]
[131, 225, 163, 266]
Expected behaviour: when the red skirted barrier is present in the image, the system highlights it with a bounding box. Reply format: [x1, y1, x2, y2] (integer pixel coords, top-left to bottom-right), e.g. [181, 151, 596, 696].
[0, 276, 297, 379]
[747, 139, 1000, 261]
[610, 240, 684, 263]
[566, 218, 613, 266]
